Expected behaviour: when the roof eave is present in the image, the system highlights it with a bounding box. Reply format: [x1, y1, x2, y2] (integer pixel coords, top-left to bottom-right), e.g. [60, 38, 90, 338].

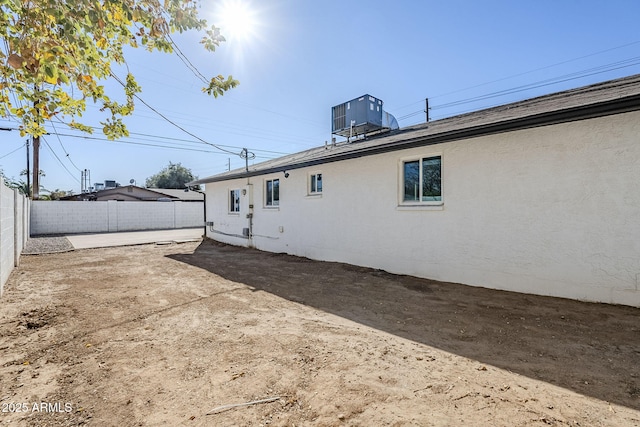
[193, 92, 640, 185]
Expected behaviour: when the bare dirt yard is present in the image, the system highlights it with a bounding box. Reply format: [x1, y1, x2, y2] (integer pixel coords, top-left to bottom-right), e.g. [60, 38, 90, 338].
[1, 238, 639, 426]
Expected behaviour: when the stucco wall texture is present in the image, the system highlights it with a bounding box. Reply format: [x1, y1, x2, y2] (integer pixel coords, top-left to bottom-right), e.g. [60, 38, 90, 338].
[205, 111, 640, 307]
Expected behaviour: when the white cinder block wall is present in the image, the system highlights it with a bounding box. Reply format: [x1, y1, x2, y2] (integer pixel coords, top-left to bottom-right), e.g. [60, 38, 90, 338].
[0, 184, 14, 294]
[31, 201, 204, 235]
[32, 200, 109, 234]
[14, 190, 28, 267]
[0, 184, 29, 297]
[205, 111, 640, 307]
[176, 202, 206, 228]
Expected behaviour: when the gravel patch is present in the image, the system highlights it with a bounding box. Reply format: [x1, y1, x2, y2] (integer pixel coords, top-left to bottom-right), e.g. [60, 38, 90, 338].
[22, 236, 74, 254]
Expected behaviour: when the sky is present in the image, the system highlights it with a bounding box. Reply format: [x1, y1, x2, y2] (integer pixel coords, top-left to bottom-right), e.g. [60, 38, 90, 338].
[1, 0, 640, 193]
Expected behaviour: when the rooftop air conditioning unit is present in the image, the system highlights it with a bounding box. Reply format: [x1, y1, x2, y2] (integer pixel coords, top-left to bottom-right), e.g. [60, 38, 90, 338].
[331, 94, 398, 140]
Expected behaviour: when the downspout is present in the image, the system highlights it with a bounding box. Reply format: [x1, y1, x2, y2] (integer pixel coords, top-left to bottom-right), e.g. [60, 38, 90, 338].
[246, 177, 254, 248]
[202, 191, 206, 237]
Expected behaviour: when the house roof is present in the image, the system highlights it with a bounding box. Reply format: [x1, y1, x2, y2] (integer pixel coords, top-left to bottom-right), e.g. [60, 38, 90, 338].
[153, 188, 204, 201]
[61, 185, 196, 201]
[190, 74, 640, 185]
[60, 185, 175, 201]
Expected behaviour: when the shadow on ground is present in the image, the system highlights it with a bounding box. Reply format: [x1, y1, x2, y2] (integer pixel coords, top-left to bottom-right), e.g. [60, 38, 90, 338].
[168, 239, 640, 411]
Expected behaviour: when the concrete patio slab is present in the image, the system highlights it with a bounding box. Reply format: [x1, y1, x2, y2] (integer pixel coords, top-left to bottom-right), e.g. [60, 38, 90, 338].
[65, 228, 204, 249]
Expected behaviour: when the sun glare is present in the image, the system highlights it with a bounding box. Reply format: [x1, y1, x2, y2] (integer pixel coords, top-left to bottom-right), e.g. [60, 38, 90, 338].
[217, 0, 257, 43]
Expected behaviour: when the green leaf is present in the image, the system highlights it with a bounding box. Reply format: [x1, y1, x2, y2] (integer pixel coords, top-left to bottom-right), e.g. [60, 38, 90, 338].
[43, 64, 56, 78]
[0, 0, 237, 138]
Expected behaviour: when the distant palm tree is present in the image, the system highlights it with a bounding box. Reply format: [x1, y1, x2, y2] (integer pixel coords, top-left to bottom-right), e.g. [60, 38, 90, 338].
[20, 169, 45, 178]
[1, 173, 47, 198]
[12, 180, 30, 196]
[0, 169, 47, 198]
[6, 179, 34, 197]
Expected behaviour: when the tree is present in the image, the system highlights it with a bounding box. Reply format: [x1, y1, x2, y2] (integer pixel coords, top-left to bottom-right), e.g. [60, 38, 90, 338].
[0, 168, 46, 196]
[145, 162, 198, 189]
[0, 169, 25, 194]
[48, 189, 70, 200]
[0, 0, 238, 139]
[3, 176, 35, 196]
[21, 168, 44, 178]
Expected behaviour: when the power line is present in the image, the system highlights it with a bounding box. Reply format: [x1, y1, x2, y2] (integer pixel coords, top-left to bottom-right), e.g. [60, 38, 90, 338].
[430, 40, 640, 101]
[158, 2, 210, 85]
[82, 98, 323, 148]
[114, 25, 269, 158]
[41, 136, 82, 184]
[116, 131, 288, 156]
[50, 119, 291, 156]
[125, 62, 327, 132]
[390, 40, 640, 114]
[48, 119, 83, 172]
[165, 33, 209, 84]
[0, 142, 25, 160]
[396, 55, 640, 122]
[0, 120, 283, 160]
[396, 110, 425, 122]
[109, 72, 241, 157]
[50, 131, 276, 160]
[432, 57, 640, 111]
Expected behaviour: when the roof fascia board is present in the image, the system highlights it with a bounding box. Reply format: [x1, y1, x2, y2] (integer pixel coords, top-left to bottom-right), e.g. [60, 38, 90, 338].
[196, 93, 640, 184]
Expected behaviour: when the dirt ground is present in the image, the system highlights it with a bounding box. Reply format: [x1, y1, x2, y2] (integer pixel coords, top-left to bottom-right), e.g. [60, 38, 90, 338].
[1, 239, 639, 426]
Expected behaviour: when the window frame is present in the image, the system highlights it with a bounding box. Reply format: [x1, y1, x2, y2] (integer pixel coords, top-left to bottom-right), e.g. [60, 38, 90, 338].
[265, 178, 280, 207]
[229, 189, 241, 213]
[399, 154, 443, 206]
[308, 172, 323, 195]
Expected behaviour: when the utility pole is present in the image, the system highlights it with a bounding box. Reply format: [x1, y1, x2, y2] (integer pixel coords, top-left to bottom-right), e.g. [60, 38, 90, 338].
[32, 134, 39, 200]
[32, 89, 40, 200]
[425, 98, 430, 123]
[242, 148, 248, 172]
[239, 148, 254, 173]
[81, 169, 89, 193]
[25, 140, 30, 198]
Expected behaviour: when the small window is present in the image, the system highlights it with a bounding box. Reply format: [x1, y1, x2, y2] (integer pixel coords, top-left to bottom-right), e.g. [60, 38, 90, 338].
[310, 173, 323, 194]
[265, 179, 279, 206]
[403, 156, 441, 203]
[229, 189, 240, 212]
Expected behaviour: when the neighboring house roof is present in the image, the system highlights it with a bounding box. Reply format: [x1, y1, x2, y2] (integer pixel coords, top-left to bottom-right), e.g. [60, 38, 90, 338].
[190, 74, 640, 185]
[61, 185, 181, 201]
[152, 188, 204, 201]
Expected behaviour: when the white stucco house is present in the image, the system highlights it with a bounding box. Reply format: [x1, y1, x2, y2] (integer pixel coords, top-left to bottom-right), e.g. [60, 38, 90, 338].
[190, 75, 640, 307]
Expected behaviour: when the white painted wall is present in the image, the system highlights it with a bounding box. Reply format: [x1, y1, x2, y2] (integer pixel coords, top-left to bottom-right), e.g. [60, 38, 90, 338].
[0, 183, 29, 297]
[205, 111, 640, 307]
[31, 200, 204, 235]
